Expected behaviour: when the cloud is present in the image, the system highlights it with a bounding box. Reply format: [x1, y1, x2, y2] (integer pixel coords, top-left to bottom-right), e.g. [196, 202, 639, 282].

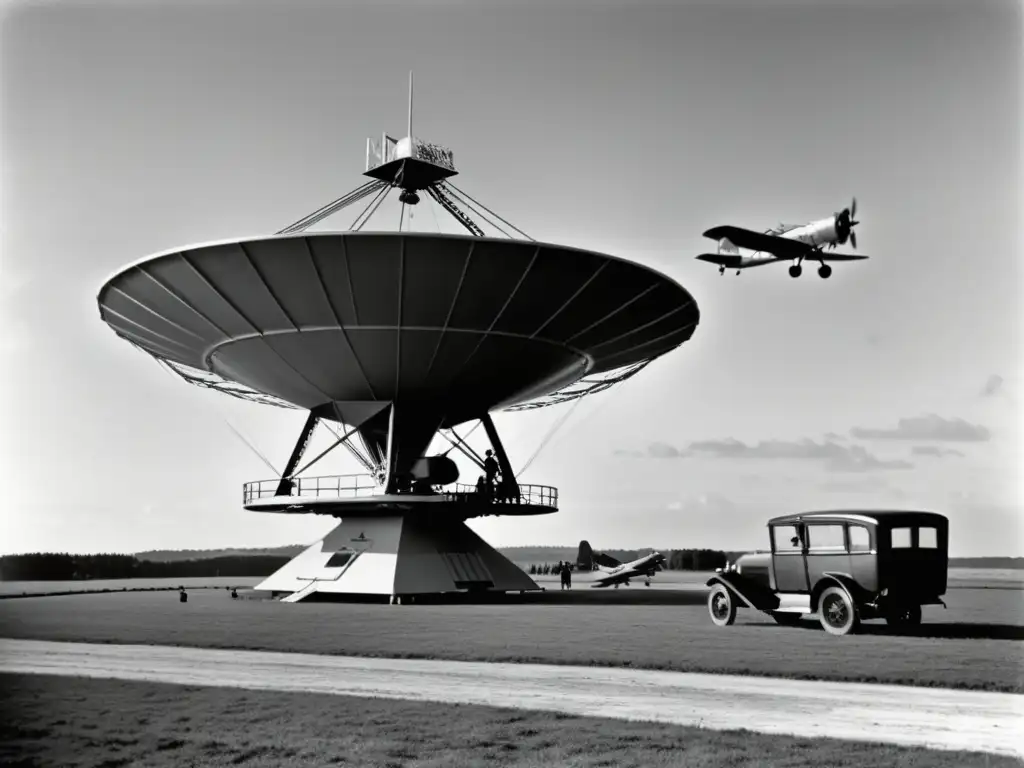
[613, 443, 686, 458]
[827, 445, 914, 473]
[911, 445, 964, 458]
[850, 414, 990, 442]
[981, 375, 1003, 398]
[687, 437, 912, 473]
[648, 442, 685, 459]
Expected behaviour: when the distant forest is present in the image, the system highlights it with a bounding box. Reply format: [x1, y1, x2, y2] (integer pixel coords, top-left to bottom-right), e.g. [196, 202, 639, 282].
[1, 548, 1018, 582]
[1, 548, 731, 582]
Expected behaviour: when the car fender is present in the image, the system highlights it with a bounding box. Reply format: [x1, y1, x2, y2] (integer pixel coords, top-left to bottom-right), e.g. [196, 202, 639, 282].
[706, 574, 779, 611]
[811, 572, 864, 611]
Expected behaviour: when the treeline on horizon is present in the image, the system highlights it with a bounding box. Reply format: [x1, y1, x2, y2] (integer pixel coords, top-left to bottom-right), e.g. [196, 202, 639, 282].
[1, 548, 736, 582]
[0, 553, 291, 582]
[2, 550, 1019, 582]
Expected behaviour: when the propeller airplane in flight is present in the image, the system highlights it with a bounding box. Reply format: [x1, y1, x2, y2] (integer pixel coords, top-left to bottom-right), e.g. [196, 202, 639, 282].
[696, 198, 866, 279]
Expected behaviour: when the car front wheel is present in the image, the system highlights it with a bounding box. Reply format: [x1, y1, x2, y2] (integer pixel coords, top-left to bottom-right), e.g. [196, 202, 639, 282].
[708, 584, 737, 627]
[818, 586, 860, 636]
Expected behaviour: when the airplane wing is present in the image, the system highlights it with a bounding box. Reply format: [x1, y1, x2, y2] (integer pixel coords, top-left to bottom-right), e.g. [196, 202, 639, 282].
[591, 565, 658, 588]
[696, 253, 743, 267]
[703, 226, 812, 260]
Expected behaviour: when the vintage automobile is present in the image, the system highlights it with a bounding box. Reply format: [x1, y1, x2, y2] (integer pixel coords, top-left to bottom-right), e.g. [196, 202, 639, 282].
[706, 510, 948, 636]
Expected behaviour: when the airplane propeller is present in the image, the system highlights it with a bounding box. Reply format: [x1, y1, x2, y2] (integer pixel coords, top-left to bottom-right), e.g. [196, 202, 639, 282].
[836, 197, 860, 249]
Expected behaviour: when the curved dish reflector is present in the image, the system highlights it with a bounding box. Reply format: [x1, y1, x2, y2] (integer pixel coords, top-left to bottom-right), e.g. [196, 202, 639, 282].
[98, 232, 699, 422]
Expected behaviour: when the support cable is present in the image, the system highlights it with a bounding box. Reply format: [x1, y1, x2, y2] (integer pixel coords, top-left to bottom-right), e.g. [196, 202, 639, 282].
[276, 180, 383, 235]
[356, 184, 395, 230]
[441, 180, 533, 241]
[321, 422, 376, 473]
[149, 354, 283, 477]
[515, 397, 585, 478]
[426, 184, 485, 236]
[441, 183, 517, 239]
[284, 183, 385, 234]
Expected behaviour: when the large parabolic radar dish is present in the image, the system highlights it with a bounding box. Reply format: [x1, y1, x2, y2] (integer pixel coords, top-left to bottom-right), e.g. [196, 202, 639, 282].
[97, 76, 700, 600]
[99, 233, 698, 464]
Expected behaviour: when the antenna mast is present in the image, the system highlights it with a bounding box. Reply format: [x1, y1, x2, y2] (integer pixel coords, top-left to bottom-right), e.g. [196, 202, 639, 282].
[407, 70, 414, 141]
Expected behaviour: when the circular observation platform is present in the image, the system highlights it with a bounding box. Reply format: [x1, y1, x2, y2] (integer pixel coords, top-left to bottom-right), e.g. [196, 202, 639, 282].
[243, 474, 558, 518]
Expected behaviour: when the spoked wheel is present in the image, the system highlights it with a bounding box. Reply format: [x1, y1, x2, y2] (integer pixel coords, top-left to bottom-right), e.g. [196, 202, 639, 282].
[708, 584, 737, 627]
[885, 605, 922, 627]
[770, 611, 802, 626]
[818, 586, 860, 636]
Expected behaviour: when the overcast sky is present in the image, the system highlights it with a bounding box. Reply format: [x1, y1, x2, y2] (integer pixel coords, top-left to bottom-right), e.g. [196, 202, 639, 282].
[1, 0, 1020, 558]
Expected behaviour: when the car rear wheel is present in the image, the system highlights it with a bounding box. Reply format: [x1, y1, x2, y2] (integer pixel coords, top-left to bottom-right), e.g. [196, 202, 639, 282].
[708, 584, 737, 627]
[885, 605, 922, 627]
[818, 586, 860, 636]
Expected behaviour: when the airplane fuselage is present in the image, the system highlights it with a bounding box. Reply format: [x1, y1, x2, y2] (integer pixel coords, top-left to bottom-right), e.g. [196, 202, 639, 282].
[741, 216, 841, 267]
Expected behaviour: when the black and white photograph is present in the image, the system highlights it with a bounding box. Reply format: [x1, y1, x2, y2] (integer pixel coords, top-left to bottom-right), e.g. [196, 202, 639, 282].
[1, 0, 1021, 765]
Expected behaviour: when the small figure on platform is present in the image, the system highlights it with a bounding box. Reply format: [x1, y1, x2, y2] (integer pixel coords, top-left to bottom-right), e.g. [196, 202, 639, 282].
[483, 449, 499, 490]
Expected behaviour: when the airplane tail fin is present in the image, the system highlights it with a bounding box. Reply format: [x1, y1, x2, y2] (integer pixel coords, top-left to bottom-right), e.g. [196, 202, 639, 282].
[576, 540, 594, 570]
[718, 237, 739, 256]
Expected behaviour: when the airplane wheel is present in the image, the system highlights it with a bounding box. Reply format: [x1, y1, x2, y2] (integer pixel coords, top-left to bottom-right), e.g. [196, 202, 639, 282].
[789, 265, 802, 278]
[818, 586, 860, 636]
[819, 264, 832, 279]
[645, 580, 651, 587]
[708, 584, 736, 627]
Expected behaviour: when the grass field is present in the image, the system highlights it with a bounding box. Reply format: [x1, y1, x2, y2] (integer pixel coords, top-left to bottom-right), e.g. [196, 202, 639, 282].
[2, 586, 1021, 692]
[0, 576, 260, 597]
[1, 673, 1014, 768]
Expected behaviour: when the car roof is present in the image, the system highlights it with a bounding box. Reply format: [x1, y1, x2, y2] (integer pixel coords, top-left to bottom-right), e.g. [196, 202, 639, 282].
[768, 509, 948, 527]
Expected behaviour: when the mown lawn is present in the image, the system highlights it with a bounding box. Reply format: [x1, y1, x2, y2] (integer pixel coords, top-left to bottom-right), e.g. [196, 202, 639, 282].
[1, 587, 1021, 692]
[0, 673, 1014, 768]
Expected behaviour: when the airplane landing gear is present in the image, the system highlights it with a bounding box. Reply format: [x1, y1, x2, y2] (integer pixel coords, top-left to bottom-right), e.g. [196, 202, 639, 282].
[789, 265, 802, 278]
[719, 266, 725, 275]
[818, 264, 832, 279]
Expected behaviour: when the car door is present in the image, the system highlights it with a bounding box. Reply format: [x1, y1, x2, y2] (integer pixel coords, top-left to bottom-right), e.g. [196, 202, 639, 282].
[805, 523, 852, 587]
[771, 523, 809, 593]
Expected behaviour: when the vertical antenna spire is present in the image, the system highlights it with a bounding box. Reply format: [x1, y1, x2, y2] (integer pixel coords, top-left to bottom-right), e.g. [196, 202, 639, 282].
[407, 71, 414, 140]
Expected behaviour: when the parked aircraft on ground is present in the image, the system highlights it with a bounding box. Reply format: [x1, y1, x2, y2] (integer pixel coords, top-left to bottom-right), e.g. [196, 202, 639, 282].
[580, 546, 666, 588]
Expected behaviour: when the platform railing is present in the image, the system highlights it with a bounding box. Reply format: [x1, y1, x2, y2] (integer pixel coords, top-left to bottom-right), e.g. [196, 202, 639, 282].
[243, 474, 380, 505]
[444, 483, 559, 509]
[242, 474, 558, 509]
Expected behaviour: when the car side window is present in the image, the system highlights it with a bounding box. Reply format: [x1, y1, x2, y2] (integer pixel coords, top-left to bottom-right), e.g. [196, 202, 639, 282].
[848, 525, 871, 552]
[772, 524, 802, 553]
[891, 527, 912, 548]
[807, 524, 845, 552]
[918, 527, 938, 549]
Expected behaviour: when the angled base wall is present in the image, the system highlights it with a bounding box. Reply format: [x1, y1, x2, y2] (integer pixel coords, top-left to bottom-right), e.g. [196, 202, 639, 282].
[255, 516, 540, 601]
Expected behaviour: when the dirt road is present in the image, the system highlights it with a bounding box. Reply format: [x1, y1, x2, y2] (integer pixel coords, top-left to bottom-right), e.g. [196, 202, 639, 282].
[1, 638, 1019, 757]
